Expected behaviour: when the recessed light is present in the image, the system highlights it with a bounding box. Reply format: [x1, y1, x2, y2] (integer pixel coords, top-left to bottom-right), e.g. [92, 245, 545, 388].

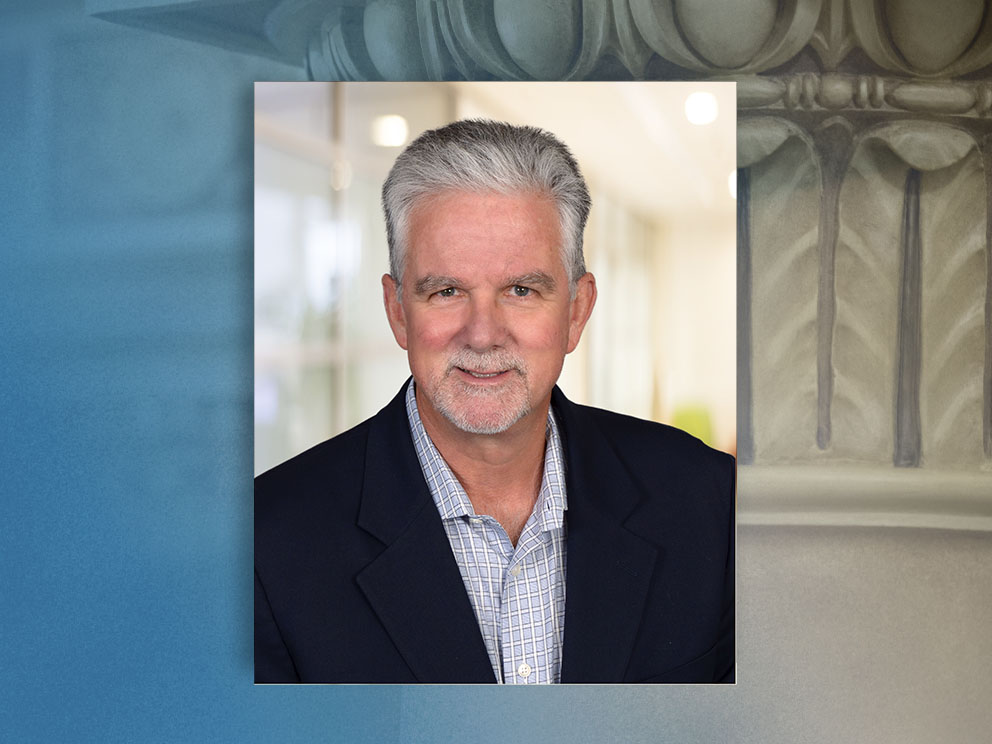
[371, 115, 409, 147]
[685, 92, 718, 126]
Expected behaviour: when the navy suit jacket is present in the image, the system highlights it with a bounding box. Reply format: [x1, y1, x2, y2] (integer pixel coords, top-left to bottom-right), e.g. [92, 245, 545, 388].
[255, 382, 735, 683]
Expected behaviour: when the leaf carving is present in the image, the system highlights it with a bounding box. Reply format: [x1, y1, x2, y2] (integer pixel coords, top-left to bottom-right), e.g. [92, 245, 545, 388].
[831, 139, 905, 462]
[918, 149, 986, 467]
[749, 135, 820, 460]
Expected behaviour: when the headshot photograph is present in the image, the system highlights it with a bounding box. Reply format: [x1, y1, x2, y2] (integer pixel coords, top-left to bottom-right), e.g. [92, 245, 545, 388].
[253, 82, 736, 683]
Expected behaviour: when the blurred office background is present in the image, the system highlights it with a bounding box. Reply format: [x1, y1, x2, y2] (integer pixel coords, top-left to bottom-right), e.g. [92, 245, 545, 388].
[254, 82, 736, 475]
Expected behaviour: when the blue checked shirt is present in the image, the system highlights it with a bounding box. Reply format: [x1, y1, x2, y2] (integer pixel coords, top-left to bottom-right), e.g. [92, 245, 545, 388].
[405, 380, 567, 684]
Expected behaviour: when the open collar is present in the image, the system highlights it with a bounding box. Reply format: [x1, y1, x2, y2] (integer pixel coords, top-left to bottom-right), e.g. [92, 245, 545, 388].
[354, 381, 659, 683]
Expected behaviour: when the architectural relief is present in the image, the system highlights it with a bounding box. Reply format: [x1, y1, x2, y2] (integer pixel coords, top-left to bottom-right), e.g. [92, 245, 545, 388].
[284, 0, 992, 84]
[91, 0, 992, 476]
[739, 115, 990, 468]
[739, 127, 820, 462]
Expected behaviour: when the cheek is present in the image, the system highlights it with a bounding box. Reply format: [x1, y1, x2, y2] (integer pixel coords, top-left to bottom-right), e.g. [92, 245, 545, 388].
[519, 316, 570, 357]
[535, 307, 572, 343]
[409, 312, 461, 351]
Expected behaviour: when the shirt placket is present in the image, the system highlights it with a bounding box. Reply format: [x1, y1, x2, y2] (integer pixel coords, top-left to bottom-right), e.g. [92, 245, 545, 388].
[406, 381, 566, 686]
[501, 520, 547, 684]
[462, 514, 507, 683]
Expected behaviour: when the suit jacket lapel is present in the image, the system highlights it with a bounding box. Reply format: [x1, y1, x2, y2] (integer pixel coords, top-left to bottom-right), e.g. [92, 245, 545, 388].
[553, 388, 660, 683]
[355, 382, 495, 683]
[350, 383, 661, 683]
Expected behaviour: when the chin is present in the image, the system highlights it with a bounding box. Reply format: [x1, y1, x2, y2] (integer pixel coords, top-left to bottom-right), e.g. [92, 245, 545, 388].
[432, 375, 532, 435]
[442, 404, 530, 435]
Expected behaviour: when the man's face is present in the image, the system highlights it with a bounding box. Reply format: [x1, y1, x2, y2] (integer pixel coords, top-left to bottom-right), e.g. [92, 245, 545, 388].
[383, 190, 596, 436]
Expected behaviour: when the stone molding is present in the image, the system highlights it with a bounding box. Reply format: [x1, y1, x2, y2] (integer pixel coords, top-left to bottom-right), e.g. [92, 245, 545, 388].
[89, 1, 992, 82]
[310, 0, 992, 82]
[738, 465, 992, 531]
[739, 75, 992, 118]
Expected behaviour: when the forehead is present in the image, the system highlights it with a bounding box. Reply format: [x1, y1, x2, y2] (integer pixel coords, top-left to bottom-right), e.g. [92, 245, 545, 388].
[405, 190, 563, 274]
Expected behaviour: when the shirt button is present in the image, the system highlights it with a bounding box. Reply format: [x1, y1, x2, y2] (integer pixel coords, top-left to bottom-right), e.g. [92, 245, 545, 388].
[517, 663, 531, 679]
[510, 565, 521, 577]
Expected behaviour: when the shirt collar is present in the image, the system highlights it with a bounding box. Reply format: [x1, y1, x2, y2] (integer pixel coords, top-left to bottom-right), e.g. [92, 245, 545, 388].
[405, 379, 567, 532]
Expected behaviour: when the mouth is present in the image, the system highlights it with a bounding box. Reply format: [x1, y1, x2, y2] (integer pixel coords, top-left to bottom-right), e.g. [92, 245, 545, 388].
[455, 367, 512, 381]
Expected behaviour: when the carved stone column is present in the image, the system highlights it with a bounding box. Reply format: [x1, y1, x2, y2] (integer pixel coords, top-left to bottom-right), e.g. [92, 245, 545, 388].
[91, 0, 992, 474]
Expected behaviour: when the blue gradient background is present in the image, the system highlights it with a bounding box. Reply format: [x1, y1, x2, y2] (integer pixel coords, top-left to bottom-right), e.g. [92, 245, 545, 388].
[1, 4, 402, 741]
[1, 4, 809, 743]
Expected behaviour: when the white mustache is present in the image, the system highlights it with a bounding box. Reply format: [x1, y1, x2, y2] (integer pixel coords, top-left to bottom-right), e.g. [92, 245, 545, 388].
[446, 350, 525, 375]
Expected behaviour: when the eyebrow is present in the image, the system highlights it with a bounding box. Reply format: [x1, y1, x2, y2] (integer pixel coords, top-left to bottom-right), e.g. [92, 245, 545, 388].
[413, 275, 460, 295]
[412, 271, 559, 295]
[509, 272, 558, 292]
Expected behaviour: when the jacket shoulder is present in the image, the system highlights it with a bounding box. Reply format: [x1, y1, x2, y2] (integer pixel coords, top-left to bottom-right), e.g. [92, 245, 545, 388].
[571, 401, 735, 491]
[254, 418, 372, 528]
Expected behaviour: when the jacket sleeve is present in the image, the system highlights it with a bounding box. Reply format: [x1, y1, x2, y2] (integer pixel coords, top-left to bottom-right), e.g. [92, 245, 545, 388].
[715, 452, 736, 683]
[254, 568, 300, 683]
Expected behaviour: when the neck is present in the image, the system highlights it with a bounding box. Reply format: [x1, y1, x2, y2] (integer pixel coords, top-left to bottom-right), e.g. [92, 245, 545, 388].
[417, 388, 549, 543]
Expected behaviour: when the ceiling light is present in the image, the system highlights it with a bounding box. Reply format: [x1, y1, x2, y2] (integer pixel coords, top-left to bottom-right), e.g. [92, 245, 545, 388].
[371, 115, 409, 147]
[684, 92, 718, 126]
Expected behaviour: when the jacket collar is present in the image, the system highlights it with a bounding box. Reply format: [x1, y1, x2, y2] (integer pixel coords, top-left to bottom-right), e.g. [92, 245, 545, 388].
[355, 381, 658, 683]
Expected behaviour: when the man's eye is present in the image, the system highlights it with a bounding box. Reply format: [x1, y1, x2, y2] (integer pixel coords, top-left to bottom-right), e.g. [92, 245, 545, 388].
[434, 287, 458, 298]
[512, 285, 531, 297]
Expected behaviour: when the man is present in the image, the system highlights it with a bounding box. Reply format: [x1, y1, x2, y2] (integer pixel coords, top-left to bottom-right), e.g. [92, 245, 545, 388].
[255, 120, 735, 684]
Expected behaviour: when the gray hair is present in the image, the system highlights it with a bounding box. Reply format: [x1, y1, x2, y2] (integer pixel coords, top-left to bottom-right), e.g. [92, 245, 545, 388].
[381, 119, 591, 297]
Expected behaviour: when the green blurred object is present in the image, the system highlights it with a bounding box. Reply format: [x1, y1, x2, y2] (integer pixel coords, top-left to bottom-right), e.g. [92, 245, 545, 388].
[671, 404, 714, 448]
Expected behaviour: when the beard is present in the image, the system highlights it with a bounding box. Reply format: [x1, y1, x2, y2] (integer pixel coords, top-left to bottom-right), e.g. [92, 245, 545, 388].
[426, 349, 531, 435]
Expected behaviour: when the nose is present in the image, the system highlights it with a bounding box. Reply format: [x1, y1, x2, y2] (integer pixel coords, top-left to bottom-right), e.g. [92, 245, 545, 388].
[462, 295, 508, 351]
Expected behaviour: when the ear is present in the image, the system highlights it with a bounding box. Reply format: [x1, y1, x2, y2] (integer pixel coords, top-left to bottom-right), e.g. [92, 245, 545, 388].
[566, 272, 597, 353]
[382, 273, 409, 350]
